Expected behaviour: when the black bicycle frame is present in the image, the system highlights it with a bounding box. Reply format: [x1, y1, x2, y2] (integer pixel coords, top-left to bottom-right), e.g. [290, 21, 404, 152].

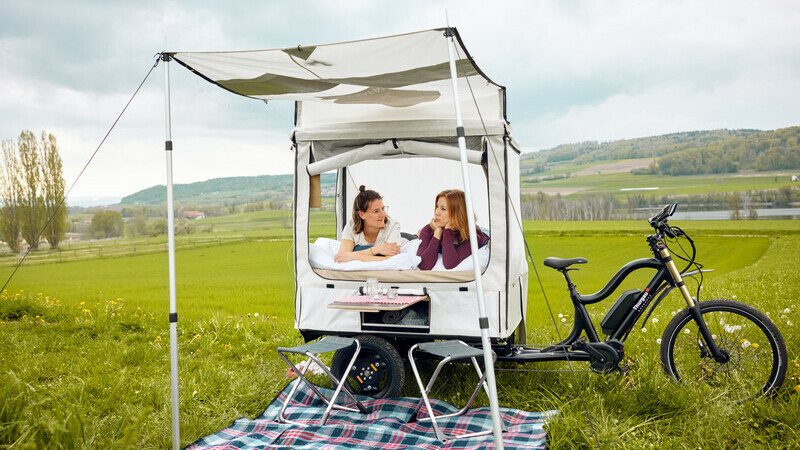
[553, 258, 667, 347]
[537, 237, 726, 364]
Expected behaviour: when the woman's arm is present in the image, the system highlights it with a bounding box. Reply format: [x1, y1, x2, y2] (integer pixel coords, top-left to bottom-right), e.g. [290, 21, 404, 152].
[334, 239, 387, 263]
[416, 224, 440, 270]
[439, 229, 465, 269]
[366, 219, 402, 257]
[441, 228, 490, 269]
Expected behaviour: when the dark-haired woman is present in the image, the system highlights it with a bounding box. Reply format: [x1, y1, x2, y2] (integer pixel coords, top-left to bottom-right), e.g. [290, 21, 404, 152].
[417, 189, 489, 270]
[334, 186, 401, 263]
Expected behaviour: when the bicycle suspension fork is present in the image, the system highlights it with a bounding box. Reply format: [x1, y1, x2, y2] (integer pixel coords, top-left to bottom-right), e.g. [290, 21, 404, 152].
[658, 244, 728, 362]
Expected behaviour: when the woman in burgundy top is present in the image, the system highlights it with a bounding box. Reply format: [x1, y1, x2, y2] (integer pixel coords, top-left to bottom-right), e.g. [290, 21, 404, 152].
[417, 189, 489, 270]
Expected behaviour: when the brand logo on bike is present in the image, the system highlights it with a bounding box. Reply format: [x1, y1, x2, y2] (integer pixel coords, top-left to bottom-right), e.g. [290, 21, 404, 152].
[633, 289, 650, 312]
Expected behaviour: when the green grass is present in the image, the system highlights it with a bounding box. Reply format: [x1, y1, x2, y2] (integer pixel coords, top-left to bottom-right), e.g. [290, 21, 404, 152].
[1, 220, 799, 448]
[200, 209, 337, 237]
[522, 171, 798, 198]
[524, 218, 800, 237]
[0, 210, 336, 266]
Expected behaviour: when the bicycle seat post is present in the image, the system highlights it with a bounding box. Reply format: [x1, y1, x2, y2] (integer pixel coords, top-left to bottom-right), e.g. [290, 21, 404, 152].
[559, 269, 580, 300]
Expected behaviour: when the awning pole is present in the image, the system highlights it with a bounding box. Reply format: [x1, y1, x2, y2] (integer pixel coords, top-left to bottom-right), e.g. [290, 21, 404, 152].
[162, 52, 181, 450]
[444, 27, 505, 449]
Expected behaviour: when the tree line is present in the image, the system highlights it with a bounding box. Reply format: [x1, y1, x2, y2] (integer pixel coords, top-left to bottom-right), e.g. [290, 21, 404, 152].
[520, 127, 799, 177]
[522, 129, 762, 168]
[1, 131, 67, 252]
[118, 173, 334, 207]
[636, 127, 800, 175]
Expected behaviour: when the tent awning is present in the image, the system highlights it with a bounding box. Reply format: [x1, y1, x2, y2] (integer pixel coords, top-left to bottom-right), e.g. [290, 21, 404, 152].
[169, 28, 507, 130]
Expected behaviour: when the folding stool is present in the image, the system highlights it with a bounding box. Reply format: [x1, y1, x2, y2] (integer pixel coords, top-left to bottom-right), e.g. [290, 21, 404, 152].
[408, 340, 503, 441]
[277, 336, 368, 426]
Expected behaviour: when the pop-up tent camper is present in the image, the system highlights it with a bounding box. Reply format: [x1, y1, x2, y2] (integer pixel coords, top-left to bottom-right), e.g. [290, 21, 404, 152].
[166, 28, 527, 449]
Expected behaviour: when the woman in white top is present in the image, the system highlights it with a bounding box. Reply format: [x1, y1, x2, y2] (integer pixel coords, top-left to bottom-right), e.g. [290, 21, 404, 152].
[334, 185, 402, 263]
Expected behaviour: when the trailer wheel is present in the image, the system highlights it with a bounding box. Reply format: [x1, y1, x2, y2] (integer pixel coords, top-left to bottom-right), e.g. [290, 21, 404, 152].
[330, 334, 404, 399]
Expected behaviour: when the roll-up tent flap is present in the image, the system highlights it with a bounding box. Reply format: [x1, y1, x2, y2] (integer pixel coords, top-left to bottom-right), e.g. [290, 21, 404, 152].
[292, 119, 508, 141]
[307, 139, 482, 176]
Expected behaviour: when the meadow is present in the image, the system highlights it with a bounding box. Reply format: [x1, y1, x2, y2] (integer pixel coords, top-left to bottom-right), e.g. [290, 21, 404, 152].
[1, 217, 799, 448]
[521, 168, 798, 199]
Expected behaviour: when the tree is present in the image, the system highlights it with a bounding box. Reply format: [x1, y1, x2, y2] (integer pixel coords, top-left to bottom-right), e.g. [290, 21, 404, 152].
[17, 130, 46, 249]
[89, 210, 124, 238]
[0, 140, 22, 251]
[40, 132, 67, 248]
[728, 192, 742, 220]
[148, 218, 167, 237]
[132, 208, 148, 236]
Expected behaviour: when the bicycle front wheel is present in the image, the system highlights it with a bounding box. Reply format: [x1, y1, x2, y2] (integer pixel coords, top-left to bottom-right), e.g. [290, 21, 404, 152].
[660, 299, 787, 401]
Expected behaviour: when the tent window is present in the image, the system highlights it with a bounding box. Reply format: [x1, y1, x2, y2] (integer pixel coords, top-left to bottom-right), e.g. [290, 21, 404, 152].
[308, 156, 490, 280]
[309, 170, 337, 241]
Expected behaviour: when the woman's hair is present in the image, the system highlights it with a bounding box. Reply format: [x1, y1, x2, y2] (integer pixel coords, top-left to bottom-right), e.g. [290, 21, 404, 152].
[352, 185, 386, 234]
[435, 189, 471, 243]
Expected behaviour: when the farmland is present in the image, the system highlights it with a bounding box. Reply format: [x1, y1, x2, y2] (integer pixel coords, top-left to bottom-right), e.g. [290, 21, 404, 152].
[521, 168, 798, 199]
[1, 216, 799, 448]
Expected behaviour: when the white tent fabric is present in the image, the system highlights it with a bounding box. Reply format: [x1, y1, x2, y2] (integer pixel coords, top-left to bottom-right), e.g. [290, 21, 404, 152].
[170, 28, 506, 130]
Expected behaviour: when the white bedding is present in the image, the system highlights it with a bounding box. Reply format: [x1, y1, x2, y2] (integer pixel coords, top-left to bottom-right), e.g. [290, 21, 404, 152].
[308, 238, 489, 271]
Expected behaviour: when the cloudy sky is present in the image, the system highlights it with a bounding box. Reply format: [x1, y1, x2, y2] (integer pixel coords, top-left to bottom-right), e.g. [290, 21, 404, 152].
[1, 0, 798, 203]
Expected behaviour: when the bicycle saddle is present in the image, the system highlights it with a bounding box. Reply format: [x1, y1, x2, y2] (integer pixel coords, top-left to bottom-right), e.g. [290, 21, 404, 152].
[543, 257, 588, 270]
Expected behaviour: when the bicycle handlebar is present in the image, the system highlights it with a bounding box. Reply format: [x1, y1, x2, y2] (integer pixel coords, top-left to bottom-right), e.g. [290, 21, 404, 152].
[649, 203, 678, 238]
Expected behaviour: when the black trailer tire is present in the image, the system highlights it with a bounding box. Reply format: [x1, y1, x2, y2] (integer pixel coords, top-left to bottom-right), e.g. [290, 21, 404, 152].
[330, 334, 405, 399]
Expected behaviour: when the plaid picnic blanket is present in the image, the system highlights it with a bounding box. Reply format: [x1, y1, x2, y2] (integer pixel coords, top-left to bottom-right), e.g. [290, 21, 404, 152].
[186, 379, 555, 449]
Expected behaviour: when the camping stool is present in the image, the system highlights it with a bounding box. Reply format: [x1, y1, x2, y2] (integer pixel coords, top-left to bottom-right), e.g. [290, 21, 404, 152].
[408, 340, 503, 442]
[277, 336, 368, 426]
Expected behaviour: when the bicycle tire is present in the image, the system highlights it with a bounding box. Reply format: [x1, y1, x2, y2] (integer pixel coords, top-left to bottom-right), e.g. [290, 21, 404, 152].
[660, 299, 787, 401]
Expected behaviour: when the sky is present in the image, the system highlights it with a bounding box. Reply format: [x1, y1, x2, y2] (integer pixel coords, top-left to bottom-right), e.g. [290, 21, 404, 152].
[1, 0, 798, 203]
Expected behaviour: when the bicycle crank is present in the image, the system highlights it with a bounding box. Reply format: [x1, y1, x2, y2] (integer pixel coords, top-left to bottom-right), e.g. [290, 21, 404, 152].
[575, 340, 626, 374]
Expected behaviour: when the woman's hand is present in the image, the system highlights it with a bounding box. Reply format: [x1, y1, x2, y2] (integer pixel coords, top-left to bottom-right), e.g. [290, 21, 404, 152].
[372, 242, 400, 257]
[334, 252, 354, 263]
[430, 218, 444, 239]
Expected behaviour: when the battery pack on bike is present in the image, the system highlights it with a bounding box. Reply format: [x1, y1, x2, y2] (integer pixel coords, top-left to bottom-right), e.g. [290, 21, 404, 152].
[600, 289, 641, 335]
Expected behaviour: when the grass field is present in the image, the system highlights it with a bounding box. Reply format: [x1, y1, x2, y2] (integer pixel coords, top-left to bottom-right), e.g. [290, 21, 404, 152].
[1, 218, 799, 448]
[521, 170, 798, 199]
[0, 210, 336, 266]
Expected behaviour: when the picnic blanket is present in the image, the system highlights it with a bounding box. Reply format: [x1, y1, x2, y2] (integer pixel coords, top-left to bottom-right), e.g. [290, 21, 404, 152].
[186, 379, 554, 449]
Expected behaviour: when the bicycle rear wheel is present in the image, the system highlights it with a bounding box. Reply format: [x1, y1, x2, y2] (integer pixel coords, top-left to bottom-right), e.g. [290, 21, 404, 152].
[660, 299, 787, 401]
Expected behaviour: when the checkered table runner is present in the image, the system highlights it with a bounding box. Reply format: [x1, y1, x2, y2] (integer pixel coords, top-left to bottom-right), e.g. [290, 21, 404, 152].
[334, 295, 427, 305]
[186, 379, 554, 449]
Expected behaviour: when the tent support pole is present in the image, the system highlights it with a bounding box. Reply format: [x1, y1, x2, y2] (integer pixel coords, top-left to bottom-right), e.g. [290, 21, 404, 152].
[162, 53, 181, 450]
[444, 27, 505, 449]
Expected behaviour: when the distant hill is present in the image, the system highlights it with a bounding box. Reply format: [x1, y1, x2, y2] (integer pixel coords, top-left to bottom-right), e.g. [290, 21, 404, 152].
[120, 173, 336, 206]
[526, 129, 763, 164]
[119, 127, 799, 207]
[522, 127, 800, 176]
[644, 127, 800, 175]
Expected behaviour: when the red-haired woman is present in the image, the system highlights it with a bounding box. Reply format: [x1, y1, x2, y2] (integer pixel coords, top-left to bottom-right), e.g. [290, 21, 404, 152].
[417, 189, 489, 270]
[334, 185, 401, 263]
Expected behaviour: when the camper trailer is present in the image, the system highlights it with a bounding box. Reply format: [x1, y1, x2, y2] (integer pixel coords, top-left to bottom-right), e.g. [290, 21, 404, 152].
[170, 28, 528, 398]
